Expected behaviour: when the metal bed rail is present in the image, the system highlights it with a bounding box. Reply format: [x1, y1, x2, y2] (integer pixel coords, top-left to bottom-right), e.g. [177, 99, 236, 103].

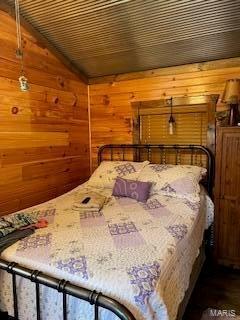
[0, 259, 136, 320]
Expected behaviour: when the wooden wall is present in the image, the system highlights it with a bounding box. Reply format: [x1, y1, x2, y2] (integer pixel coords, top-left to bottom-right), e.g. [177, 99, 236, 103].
[0, 11, 90, 215]
[2, 6, 240, 215]
[89, 57, 240, 169]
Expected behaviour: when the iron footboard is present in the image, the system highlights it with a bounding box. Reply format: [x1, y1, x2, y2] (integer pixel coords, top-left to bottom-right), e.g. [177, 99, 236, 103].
[0, 258, 136, 320]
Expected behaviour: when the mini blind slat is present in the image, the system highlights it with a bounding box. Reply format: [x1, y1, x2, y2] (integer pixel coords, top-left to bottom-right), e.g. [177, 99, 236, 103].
[141, 112, 207, 146]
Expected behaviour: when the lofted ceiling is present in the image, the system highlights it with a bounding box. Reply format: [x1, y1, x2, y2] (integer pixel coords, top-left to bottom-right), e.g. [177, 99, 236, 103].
[5, 0, 240, 79]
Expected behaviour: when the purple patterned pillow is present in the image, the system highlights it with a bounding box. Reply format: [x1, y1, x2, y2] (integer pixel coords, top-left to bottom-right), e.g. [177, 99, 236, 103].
[112, 177, 152, 203]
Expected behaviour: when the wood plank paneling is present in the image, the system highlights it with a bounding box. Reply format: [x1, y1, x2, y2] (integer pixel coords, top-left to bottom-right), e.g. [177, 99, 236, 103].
[0, 4, 87, 82]
[0, 10, 90, 216]
[89, 58, 240, 170]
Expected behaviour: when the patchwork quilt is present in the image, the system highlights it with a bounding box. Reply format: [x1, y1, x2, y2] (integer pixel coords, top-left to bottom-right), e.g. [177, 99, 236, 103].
[0, 183, 214, 320]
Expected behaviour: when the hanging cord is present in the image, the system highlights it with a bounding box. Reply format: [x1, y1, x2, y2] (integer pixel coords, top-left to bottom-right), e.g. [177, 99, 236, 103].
[170, 97, 173, 117]
[169, 97, 175, 121]
[15, 0, 24, 75]
[15, 0, 29, 91]
[15, 0, 21, 50]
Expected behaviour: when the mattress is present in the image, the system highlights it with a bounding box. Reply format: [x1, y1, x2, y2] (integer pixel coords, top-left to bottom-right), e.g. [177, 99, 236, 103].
[0, 183, 214, 320]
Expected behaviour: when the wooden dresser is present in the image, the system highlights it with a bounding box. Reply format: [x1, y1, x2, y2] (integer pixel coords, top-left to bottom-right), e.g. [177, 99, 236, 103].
[214, 127, 240, 268]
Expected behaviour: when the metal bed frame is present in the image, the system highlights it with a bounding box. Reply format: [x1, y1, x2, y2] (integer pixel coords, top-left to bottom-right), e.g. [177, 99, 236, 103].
[0, 259, 135, 320]
[0, 144, 214, 320]
[98, 144, 214, 195]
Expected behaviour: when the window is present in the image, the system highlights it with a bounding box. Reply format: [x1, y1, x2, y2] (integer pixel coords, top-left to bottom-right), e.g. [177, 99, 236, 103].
[134, 102, 209, 165]
[140, 111, 207, 145]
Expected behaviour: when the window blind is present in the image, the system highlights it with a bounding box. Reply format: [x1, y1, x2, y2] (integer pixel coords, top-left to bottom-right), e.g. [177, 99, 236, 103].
[140, 111, 207, 165]
[140, 112, 207, 145]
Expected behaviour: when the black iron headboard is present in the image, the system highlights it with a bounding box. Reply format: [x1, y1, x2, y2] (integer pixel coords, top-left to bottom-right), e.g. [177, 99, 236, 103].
[98, 144, 214, 196]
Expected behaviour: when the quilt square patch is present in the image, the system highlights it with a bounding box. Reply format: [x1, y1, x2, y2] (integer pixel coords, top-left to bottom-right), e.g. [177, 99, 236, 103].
[80, 211, 103, 219]
[183, 199, 200, 213]
[79, 211, 105, 227]
[142, 199, 171, 218]
[108, 222, 138, 235]
[127, 261, 161, 307]
[114, 163, 136, 176]
[16, 233, 52, 262]
[142, 199, 165, 210]
[166, 224, 188, 240]
[56, 256, 88, 279]
[150, 164, 173, 173]
[113, 233, 145, 249]
[17, 233, 52, 251]
[108, 222, 145, 249]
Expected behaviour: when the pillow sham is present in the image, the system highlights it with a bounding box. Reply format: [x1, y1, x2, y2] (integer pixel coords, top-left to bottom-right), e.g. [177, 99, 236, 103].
[112, 177, 152, 203]
[88, 160, 149, 189]
[137, 164, 207, 201]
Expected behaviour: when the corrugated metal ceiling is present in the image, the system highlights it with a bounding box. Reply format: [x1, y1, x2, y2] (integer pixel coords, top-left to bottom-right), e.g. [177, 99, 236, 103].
[6, 0, 240, 78]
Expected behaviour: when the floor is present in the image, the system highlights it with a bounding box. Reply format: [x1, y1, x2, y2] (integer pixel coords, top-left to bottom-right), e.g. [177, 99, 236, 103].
[183, 261, 240, 319]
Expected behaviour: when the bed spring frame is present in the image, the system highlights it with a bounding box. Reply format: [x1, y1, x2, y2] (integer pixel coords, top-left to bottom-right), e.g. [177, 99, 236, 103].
[0, 144, 214, 320]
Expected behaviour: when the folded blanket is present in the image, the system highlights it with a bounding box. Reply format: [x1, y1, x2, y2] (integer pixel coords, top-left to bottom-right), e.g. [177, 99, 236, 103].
[73, 191, 107, 212]
[0, 212, 38, 238]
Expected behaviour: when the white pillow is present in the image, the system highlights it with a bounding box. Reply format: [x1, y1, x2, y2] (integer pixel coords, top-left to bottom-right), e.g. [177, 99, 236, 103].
[137, 164, 206, 201]
[88, 160, 149, 189]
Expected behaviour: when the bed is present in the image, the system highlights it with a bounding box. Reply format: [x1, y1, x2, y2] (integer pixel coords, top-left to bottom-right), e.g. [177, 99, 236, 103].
[0, 144, 214, 320]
